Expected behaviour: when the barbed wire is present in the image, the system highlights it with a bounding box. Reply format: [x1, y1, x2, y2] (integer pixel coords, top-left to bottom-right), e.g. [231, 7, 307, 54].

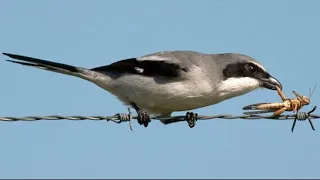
[0, 106, 319, 131]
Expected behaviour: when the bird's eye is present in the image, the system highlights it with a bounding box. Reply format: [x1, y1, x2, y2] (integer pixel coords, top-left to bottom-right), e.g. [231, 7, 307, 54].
[248, 65, 256, 74]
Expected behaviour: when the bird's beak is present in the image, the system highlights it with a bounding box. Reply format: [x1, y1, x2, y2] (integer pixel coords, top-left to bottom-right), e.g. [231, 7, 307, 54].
[258, 75, 282, 90]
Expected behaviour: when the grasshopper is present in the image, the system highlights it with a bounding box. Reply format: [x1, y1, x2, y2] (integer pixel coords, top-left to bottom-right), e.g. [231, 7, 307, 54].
[243, 84, 317, 131]
[243, 84, 317, 116]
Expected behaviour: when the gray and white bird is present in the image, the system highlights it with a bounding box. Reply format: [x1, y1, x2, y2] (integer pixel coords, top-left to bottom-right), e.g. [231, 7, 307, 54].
[3, 51, 282, 127]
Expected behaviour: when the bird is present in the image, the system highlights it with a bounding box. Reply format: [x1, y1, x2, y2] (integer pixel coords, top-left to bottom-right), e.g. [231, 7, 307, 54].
[3, 51, 282, 127]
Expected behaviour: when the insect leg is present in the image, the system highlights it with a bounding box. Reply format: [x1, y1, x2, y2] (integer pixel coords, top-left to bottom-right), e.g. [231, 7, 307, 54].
[273, 106, 287, 116]
[292, 103, 298, 112]
[276, 86, 287, 101]
[293, 91, 303, 101]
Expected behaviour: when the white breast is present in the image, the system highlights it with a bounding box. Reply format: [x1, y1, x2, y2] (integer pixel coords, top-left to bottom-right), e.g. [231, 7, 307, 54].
[217, 77, 260, 100]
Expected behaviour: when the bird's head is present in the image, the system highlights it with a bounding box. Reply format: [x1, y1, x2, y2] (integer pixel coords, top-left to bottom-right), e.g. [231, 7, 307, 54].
[216, 53, 282, 98]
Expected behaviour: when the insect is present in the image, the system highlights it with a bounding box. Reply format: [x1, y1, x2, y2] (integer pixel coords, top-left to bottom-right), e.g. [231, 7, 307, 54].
[243, 83, 317, 131]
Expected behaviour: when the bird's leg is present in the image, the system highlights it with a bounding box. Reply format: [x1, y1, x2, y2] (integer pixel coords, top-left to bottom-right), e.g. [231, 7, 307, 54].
[185, 111, 198, 128]
[130, 103, 151, 127]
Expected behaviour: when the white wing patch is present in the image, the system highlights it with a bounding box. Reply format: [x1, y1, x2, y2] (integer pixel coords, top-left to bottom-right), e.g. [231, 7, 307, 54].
[134, 67, 144, 73]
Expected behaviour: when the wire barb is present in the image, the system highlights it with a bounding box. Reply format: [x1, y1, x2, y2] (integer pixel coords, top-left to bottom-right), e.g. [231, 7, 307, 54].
[291, 106, 317, 132]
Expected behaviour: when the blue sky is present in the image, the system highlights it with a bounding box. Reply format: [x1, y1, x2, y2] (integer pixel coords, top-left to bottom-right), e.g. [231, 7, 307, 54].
[0, 0, 320, 178]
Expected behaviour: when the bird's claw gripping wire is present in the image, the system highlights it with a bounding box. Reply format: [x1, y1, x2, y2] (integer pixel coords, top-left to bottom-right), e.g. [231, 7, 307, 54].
[185, 112, 198, 128]
[115, 107, 152, 131]
[136, 110, 151, 127]
[291, 106, 317, 132]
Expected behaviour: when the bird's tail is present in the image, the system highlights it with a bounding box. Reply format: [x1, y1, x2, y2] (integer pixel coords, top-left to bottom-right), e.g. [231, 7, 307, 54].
[3, 53, 97, 82]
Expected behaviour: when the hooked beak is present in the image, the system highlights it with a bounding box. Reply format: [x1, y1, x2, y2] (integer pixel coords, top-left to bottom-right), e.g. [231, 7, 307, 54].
[259, 75, 282, 90]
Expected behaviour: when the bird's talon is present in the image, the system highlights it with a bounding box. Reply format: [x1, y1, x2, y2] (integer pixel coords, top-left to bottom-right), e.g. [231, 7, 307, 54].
[137, 110, 150, 127]
[185, 112, 198, 128]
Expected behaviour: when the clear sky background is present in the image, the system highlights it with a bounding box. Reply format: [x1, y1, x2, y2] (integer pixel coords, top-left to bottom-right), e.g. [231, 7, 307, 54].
[0, 0, 319, 178]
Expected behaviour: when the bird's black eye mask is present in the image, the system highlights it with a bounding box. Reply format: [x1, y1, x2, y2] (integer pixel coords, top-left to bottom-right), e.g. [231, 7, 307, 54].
[222, 62, 270, 80]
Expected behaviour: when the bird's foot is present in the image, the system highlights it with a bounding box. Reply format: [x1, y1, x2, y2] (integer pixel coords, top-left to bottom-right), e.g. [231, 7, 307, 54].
[185, 111, 198, 128]
[130, 102, 151, 127]
[137, 109, 151, 127]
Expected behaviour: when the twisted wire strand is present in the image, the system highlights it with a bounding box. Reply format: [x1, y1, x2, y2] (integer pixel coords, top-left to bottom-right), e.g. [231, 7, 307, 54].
[0, 113, 319, 122]
[1, 106, 318, 131]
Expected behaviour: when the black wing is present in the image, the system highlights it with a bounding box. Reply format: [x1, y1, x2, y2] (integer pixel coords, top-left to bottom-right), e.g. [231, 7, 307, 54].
[91, 58, 189, 78]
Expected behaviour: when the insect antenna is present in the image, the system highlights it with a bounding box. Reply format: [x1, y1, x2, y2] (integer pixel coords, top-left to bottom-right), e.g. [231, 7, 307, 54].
[309, 82, 318, 99]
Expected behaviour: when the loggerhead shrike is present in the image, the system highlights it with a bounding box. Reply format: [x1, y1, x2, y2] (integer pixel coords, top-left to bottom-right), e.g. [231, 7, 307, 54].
[3, 51, 282, 127]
